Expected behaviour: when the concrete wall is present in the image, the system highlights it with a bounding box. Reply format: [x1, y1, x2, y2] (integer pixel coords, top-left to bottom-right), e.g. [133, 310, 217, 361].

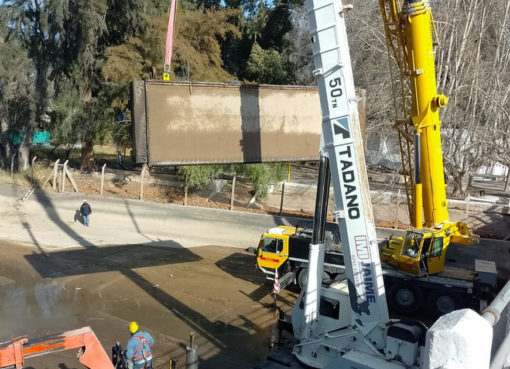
[131, 81, 322, 165]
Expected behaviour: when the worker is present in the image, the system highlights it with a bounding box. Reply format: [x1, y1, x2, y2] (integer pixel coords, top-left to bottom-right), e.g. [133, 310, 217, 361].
[125, 321, 155, 369]
[118, 151, 124, 169]
[80, 200, 92, 227]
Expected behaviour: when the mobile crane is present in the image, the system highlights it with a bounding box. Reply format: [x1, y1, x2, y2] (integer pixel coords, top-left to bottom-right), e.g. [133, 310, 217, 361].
[267, 0, 428, 367]
[377, 0, 479, 277]
[255, 0, 496, 368]
[256, 0, 497, 318]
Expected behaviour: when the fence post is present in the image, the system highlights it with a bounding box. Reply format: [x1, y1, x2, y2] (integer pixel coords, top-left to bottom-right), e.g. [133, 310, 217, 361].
[31, 156, 37, 183]
[140, 163, 147, 200]
[279, 182, 286, 216]
[52, 159, 60, 190]
[230, 175, 236, 211]
[100, 163, 107, 196]
[465, 194, 471, 219]
[10, 153, 17, 178]
[61, 160, 69, 193]
[395, 189, 401, 229]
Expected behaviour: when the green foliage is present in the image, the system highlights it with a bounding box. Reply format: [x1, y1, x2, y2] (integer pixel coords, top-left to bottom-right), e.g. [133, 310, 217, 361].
[173, 8, 242, 81]
[235, 163, 286, 199]
[245, 43, 290, 84]
[178, 165, 225, 188]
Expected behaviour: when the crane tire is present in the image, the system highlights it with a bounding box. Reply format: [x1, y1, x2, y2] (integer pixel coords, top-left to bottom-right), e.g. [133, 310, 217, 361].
[388, 283, 424, 314]
[297, 268, 331, 290]
[298, 268, 308, 290]
[427, 290, 464, 318]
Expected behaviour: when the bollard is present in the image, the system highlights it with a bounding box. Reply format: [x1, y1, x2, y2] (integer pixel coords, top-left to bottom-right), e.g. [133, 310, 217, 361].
[169, 357, 178, 369]
[31, 156, 37, 183]
[100, 163, 107, 196]
[186, 332, 198, 369]
[279, 182, 286, 216]
[10, 153, 17, 178]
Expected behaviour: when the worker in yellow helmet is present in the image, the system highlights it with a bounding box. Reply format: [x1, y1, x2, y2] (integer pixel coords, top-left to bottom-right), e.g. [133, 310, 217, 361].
[125, 321, 155, 369]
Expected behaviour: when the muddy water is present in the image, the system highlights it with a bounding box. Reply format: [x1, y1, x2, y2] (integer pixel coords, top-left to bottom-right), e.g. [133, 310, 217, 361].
[0, 242, 291, 369]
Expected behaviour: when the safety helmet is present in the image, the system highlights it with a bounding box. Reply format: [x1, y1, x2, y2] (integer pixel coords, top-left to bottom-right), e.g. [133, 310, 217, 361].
[128, 321, 139, 334]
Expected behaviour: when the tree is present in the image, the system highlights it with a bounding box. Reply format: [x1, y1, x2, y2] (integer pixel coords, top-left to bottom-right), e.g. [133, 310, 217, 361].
[434, 0, 510, 196]
[245, 43, 290, 84]
[1, 0, 52, 171]
[173, 8, 241, 81]
[0, 16, 34, 169]
[178, 165, 224, 191]
[235, 163, 285, 199]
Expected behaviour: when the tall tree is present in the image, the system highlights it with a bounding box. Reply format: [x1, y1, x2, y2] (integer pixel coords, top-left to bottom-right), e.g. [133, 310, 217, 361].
[0, 15, 34, 169]
[2, 0, 52, 171]
[434, 0, 510, 196]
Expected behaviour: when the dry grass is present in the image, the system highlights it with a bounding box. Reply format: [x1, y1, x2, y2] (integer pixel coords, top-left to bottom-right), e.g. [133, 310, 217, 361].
[0, 164, 55, 190]
[0, 170, 32, 188]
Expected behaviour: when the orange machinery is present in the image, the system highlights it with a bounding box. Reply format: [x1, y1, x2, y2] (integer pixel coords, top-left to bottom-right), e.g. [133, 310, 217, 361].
[0, 326, 115, 369]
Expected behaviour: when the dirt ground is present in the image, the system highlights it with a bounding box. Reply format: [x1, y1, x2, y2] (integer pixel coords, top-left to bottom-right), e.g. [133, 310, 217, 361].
[2, 160, 510, 368]
[0, 240, 299, 369]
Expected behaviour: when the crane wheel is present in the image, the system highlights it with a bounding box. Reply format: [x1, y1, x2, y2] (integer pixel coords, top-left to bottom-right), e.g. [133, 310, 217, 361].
[298, 268, 308, 290]
[388, 283, 424, 314]
[427, 290, 464, 318]
[297, 268, 331, 290]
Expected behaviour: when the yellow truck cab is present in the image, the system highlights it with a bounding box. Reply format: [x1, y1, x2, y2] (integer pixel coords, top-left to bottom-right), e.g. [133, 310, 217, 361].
[257, 226, 298, 271]
[256, 226, 343, 290]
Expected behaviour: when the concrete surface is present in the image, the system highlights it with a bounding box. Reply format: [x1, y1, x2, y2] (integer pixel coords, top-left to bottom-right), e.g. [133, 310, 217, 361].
[424, 309, 492, 369]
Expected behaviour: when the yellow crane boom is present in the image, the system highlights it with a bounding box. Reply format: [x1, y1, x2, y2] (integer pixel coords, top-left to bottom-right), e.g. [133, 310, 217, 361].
[379, 0, 479, 276]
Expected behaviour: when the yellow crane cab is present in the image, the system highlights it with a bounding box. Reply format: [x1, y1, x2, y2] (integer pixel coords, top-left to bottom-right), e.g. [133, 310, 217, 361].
[381, 229, 451, 276]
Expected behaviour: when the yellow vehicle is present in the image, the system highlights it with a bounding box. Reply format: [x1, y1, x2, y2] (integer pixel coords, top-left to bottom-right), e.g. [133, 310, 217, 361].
[257, 226, 343, 290]
[378, 0, 479, 276]
[256, 225, 496, 317]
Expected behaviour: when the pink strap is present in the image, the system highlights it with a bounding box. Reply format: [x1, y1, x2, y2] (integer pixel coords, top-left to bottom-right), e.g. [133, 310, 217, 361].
[164, 0, 179, 72]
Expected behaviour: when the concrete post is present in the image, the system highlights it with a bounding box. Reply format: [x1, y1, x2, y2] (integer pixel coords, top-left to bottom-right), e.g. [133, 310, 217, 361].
[52, 159, 60, 190]
[186, 332, 198, 369]
[230, 176, 236, 211]
[10, 153, 17, 178]
[31, 156, 37, 183]
[465, 194, 470, 219]
[100, 163, 107, 196]
[395, 189, 401, 228]
[140, 164, 147, 200]
[279, 182, 286, 216]
[424, 309, 492, 369]
[61, 160, 69, 193]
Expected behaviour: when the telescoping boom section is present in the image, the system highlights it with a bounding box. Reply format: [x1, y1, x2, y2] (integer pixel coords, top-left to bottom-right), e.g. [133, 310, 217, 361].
[289, 1, 426, 368]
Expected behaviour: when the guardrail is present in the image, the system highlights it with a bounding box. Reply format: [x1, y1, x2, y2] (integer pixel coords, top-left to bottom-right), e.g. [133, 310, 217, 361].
[483, 280, 510, 369]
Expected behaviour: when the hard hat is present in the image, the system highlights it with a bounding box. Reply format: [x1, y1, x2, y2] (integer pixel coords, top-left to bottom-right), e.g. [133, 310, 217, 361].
[83, 199, 87, 202]
[128, 321, 139, 334]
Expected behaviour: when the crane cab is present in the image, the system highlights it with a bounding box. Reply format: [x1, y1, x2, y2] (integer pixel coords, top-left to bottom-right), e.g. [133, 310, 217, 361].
[381, 229, 450, 276]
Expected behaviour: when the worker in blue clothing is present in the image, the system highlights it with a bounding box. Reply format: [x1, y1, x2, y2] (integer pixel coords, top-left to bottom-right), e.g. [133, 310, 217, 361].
[125, 321, 155, 369]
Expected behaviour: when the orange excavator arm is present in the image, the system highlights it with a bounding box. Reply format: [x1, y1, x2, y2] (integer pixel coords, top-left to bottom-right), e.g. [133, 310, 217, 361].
[0, 326, 114, 369]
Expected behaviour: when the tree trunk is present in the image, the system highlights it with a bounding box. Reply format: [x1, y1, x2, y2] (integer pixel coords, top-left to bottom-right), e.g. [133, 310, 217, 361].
[80, 140, 95, 173]
[0, 118, 11, 169]
[17, 124, 33, 172]
[451, 172, 468, 198]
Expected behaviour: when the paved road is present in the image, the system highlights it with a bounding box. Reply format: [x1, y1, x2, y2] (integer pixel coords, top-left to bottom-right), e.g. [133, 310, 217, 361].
[0, 183, 299, 251]
[1, 183, 509, 280]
